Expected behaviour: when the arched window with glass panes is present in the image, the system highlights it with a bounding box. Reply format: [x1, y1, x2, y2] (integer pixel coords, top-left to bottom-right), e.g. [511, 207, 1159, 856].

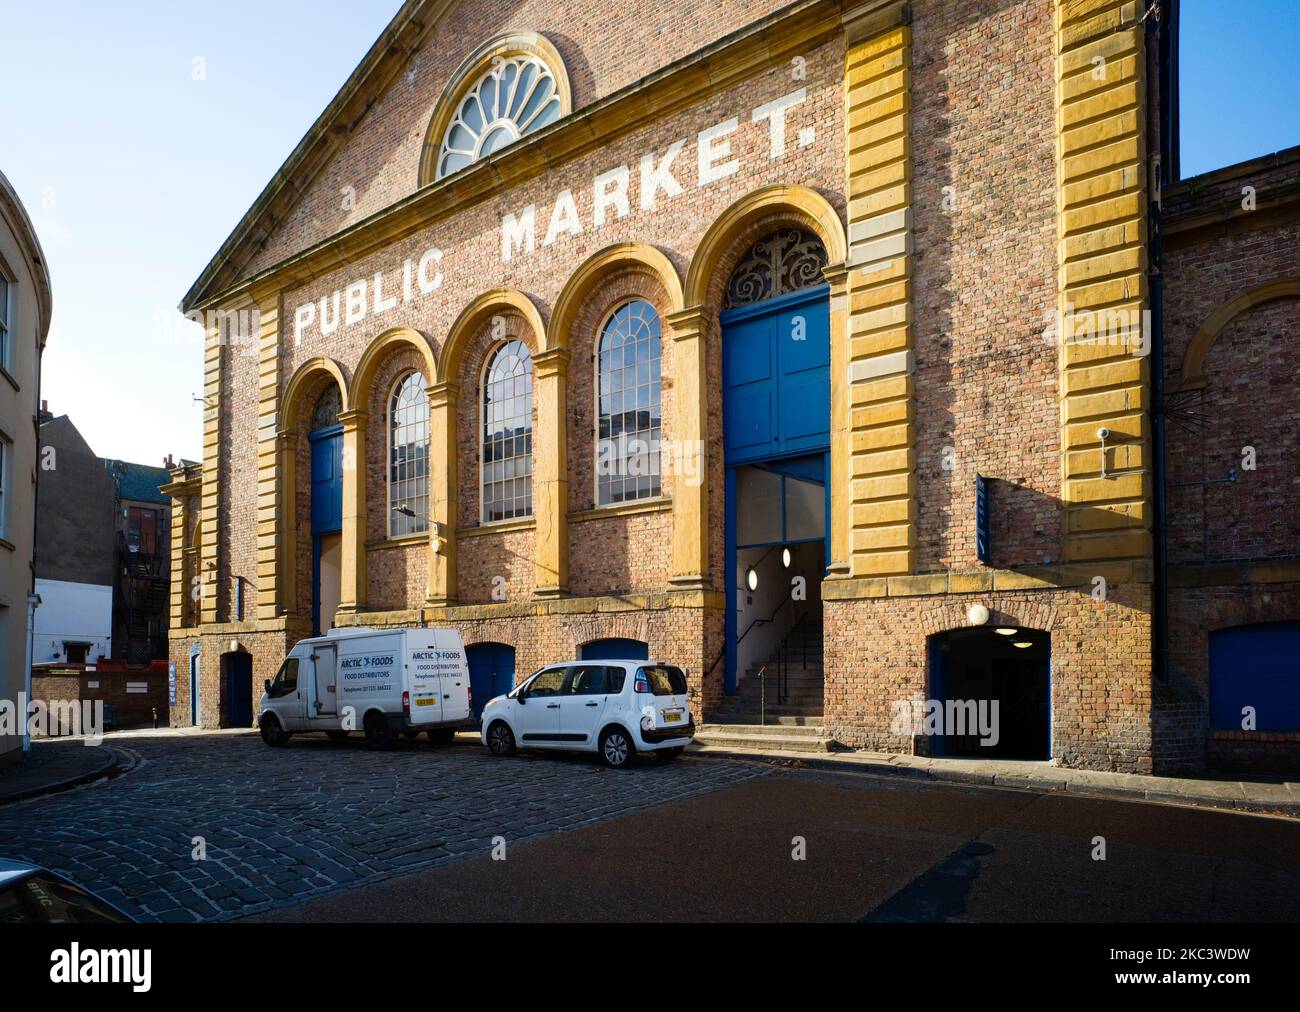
[596, 300, 662, 506]
[482, 341, 533, 522]
[437, 55, 562, 180]
[388, 373, 429, 538]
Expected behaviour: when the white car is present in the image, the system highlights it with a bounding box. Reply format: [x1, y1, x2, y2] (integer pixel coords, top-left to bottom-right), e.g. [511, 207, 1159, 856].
[479, 660, 694, 768]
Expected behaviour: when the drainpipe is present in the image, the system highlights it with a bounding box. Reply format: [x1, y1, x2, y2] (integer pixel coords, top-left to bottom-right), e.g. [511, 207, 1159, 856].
[23, 593, 39, 752]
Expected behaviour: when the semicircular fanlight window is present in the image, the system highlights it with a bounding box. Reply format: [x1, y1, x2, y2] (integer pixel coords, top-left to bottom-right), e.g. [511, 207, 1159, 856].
[438, 55, 561, 179]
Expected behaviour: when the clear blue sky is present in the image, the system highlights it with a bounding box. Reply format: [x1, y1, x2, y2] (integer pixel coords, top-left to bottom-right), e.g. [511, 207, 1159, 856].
[1179, 0, 1300, 177]
[0, 1, 1295, 464]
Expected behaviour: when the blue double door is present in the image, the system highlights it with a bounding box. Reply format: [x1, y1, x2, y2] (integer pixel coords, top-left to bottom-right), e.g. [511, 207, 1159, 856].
[722, 285, 831, 694]
[467, 643, 517, 721]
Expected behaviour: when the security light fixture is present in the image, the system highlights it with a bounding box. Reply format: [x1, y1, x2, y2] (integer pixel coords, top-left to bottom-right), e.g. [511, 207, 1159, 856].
[967, 604, 990, 626]
[746, 566, 759, 592]
[392, 505, 417, 518]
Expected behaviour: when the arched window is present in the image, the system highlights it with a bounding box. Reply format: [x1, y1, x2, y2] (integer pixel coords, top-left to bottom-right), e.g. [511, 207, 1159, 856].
[482, 341, 533, 522]
[597, 300, 662, 506]
[437, 55, 562, 179]
[388, 373, 429, 538]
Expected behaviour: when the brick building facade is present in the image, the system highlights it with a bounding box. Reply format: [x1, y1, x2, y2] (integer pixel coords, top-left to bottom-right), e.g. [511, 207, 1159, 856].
[169, 0, 1299, 774]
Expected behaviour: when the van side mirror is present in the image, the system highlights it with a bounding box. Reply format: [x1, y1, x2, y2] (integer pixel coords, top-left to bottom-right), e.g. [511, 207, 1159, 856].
[517, 693, 526, 705]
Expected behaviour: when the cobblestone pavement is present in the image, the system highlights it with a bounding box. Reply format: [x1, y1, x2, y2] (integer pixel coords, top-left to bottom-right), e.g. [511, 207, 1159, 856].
[0, 731, 768, 922]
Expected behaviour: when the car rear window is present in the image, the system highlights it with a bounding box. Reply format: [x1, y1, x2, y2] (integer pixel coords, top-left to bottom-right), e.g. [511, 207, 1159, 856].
[638, 665, 687, 696]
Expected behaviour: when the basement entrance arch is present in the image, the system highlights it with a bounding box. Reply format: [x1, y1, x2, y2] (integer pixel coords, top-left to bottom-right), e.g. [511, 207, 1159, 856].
[928, 628, 1051, 760]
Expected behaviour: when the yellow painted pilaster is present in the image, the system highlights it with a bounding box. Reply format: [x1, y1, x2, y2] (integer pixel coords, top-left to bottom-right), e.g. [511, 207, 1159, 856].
[843, 6, 916, 578]
[199, 312, 222, 624]
[337, 409, 367, 614]
[426, 381, 459, 606]
[824, 265, 851, 574]
[666, 307, 709, 588]
[252, 288, 282, 620]
[532, 349, 569, 597]
[161, 465, 200, 631]
[1054, 0, 1152, 565]
[275, 432, 299, 616]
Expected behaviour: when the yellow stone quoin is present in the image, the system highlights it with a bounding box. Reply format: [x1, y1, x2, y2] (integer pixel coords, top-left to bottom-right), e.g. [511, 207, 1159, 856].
[842, 10, 916, 579]
[1054, 0, 1153, 566]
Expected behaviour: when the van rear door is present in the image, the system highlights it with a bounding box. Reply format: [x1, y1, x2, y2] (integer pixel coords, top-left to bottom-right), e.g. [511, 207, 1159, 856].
[406, 631, 443, 725]
[435, 630, 471, 723]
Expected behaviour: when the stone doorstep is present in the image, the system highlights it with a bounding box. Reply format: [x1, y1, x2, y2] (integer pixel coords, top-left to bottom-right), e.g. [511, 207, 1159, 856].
[685, 744, 1300, 819]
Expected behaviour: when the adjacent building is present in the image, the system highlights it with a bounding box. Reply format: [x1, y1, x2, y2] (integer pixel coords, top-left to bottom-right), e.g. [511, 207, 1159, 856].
[0, 169, 52, 766]
[33, 412, 116, 665]
[33, 410, 174, 667]
[168, 0, 1299, 774]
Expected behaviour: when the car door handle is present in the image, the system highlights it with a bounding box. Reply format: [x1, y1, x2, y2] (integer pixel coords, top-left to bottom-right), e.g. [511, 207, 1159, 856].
[547, 703, 560, 709]
[585, 701, 599, 707]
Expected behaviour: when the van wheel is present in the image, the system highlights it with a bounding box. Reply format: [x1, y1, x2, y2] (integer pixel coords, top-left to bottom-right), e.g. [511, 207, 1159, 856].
[326, 730, 350, 741]
[599, 727, 636, 769]
[427, 728, 456, 747]
[260, 714, 289, 747]
[364, 713, 395, 750]
[486, 721, 515, 757]
[655, 746, 684, 761]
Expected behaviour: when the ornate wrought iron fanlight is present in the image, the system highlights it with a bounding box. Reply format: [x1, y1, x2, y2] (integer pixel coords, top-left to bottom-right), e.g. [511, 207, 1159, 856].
[724, 228, 829, 309]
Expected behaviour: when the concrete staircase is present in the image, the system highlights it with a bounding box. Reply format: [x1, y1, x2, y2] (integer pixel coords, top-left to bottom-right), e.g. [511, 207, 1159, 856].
[696, 615, 832, 752]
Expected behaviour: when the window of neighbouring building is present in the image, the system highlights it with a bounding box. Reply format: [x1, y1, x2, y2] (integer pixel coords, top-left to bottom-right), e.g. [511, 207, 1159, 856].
[127, 507, 157, 554]
[389, 372, 430, 538]
[482, 340, 533, 523]
[437, 54, 562, 179]
[0, 273, 10, 373]
[0, 437, 8, 540]
[597, 299, 662, 506]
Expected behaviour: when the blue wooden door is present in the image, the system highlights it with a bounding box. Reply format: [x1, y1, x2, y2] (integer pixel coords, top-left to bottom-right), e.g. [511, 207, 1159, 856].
[310, 426, 344, 536]
[466, 643, 516, 720]
[1210, 623, 1300, 731]
[224, 653, 253, 728]
[721, 285, 830, 465]
[581, 638, 649, 661]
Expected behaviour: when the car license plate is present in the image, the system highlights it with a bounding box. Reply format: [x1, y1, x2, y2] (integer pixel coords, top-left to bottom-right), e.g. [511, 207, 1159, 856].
[663, 710, 683, 723]
[416, 698, 437, 707]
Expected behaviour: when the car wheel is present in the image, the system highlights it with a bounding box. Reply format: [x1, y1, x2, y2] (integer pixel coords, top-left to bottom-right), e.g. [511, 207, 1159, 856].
[599, 727, 636, 769]
[486, 721, 516, 757]
[325, 730, 350, 741]
[364, 712, 395, 750]
[259, 714, 289, 747]
[427, 728, 456, 747]
[655, 745, 684, 761]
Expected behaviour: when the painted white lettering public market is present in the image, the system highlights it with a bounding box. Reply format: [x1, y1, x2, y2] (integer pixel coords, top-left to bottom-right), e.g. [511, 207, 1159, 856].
[293, 87, 811, 343]
[502, 88, 809, 262]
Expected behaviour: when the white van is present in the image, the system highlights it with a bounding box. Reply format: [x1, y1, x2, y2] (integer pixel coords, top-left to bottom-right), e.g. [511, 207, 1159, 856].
[258, 627, 473, 750]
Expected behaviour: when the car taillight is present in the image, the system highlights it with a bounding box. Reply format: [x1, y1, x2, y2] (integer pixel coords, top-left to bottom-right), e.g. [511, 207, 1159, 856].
[467, 685, 473, 709]
[635, 676, 651, 694]
[402, 691, 410, 715]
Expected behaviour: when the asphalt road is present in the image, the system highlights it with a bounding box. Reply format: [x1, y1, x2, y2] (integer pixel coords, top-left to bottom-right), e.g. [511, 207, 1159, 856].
[249, 763, 1300, 923]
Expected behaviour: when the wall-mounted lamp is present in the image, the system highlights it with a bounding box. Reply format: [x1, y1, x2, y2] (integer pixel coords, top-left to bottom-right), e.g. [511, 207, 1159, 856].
[746, 566, 759, 592]
[967, 604, 989, 626]
[1097, 427, 1111, 479]
[995, 627, 1019, 637]
[1012, 641, 1033, 650]
[781, 547, 792, 568]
